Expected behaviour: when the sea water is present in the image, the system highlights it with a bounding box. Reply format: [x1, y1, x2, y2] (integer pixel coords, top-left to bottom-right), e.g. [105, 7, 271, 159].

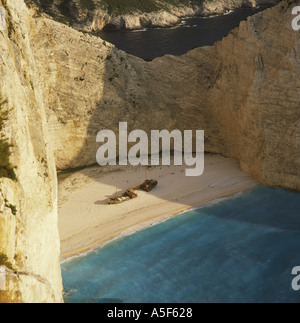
[62, 186, 300, 303]
[97, 7, 270, 60]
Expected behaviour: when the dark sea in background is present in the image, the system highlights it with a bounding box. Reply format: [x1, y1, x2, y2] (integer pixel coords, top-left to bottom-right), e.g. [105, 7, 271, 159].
[97, 7, 269, 60]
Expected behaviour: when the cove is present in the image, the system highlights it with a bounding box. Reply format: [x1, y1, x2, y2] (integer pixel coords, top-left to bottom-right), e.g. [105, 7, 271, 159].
[97, 7, 271, 60]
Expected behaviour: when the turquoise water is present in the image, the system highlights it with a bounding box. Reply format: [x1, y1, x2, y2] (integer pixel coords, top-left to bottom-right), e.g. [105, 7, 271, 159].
[62, 186, 300, 303]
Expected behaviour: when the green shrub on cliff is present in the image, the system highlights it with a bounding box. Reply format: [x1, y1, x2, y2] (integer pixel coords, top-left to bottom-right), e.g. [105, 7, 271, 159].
[100, 0, 202, 15]
[80, 0, 96, 11]
[0, 96, 16, 181]
[25, 0, 204, 19]
[0, 253, 14, 270]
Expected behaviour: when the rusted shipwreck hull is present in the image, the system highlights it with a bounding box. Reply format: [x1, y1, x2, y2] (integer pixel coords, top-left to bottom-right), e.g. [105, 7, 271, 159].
[108, 189, 137, 205]
[108, 179, 158, 205]
[139, 179, 158, 192]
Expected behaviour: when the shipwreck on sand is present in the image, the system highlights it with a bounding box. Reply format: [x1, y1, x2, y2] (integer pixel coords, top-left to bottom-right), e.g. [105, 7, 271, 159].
[108, 178, 158, 205]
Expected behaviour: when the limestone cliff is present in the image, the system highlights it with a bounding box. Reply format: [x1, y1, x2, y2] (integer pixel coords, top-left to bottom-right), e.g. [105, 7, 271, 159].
[34, 0, 299, 191]
[0, 0, 62, 302]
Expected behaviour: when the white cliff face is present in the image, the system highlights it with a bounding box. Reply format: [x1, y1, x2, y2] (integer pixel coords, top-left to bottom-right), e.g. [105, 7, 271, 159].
[0, 0, 62, 302]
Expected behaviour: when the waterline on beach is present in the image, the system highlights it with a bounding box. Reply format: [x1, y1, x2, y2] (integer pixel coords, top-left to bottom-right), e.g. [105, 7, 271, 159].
[58, 155, 258, 261]
[62, 186, 300, 303]
[60, 185, 255, 264]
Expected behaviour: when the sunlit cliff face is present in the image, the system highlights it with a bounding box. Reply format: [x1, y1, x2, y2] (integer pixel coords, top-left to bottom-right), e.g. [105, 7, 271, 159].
[0, 0, 62, 303]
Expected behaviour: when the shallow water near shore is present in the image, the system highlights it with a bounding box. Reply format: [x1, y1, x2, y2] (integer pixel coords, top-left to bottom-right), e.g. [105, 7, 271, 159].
[62, 186, 300, 303]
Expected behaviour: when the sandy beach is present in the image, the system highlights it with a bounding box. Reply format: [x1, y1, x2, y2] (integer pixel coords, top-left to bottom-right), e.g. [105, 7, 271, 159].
[58, 154, 259, 261]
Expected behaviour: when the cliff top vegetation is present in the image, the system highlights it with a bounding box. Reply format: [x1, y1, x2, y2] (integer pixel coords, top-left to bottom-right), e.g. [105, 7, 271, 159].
[25, 0, 204, 20]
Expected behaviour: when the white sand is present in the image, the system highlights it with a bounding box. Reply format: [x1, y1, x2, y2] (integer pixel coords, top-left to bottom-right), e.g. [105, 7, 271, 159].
[58, 154, 259, 261]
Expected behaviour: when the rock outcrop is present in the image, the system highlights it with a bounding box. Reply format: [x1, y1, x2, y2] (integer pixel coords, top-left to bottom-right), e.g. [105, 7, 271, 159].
[0, 0, 62, 302]
[26, 0, 280, 32]
[201, 0, 278, 16]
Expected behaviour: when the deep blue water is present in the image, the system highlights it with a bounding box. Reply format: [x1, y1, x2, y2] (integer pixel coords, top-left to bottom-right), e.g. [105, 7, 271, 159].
[97, 7, 270, 60]
[62, 186, 300, 303]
